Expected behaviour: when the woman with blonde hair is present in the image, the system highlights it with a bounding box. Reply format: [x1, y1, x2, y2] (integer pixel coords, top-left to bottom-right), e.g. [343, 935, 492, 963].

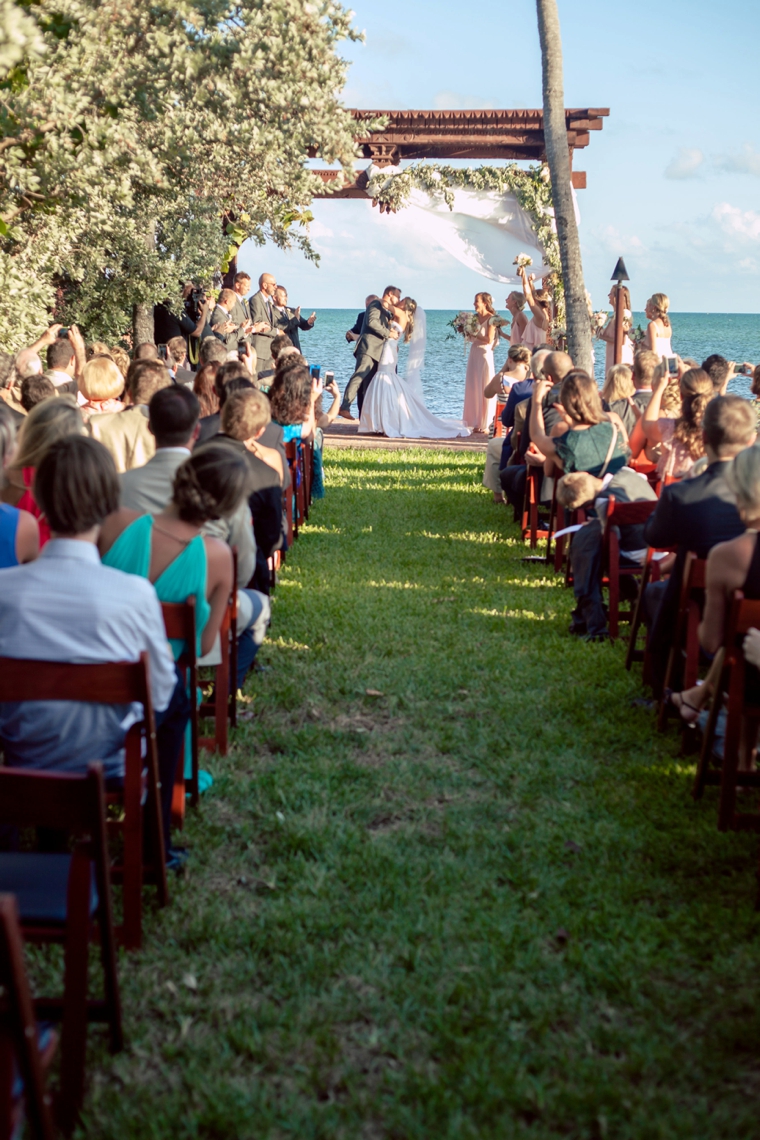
[601, 362, 637, 436]
[462, 291, 498, 432]
[598, 285, 634, 370]
[506, 291, 528, 345]
[517, 264, 552, 349]
[77, 354, 125, 421]
[640, 362, 712, 477]
[0, 394, 85, 546]
[644, 292, 673, 356]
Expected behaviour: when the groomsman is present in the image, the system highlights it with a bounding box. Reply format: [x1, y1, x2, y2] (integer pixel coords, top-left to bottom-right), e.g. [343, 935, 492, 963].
[273, 285, 316, 353]
[249, 272, 279, 374]
[209, 289, 241, 351]
[230, 272, 255, 343]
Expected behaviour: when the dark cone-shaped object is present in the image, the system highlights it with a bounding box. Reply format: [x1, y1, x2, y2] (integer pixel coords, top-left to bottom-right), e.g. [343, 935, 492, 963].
[611, 257, 630, 283]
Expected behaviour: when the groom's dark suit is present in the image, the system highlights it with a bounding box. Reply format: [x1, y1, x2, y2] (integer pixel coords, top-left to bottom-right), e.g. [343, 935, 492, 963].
[340, 299, 394, 415]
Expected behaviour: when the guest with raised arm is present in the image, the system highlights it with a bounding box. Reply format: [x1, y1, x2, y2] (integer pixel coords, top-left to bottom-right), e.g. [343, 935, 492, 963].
[643, 292, 672, 356]
[635, 361, 712, 477]
[529, 370, 629, 476]
[273, 286, 316, 353]
[462, 292, 498, 433]
[701, 354, 733, 395]
[517, 265, 553, 349]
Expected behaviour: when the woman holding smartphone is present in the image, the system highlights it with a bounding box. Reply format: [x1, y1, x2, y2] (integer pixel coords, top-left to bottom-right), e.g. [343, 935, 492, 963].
[638, 360, 712, 478]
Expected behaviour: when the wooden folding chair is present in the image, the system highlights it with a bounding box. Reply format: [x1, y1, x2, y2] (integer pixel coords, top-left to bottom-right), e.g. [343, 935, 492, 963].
[693, 592, 760, 832]
[657, 552, 707, 731]
[600, 496, 658, 640]
[0, 765, 123, 1132]
[493, 399, 508, 437]
[0, 895, 56, 1140]
[284, 441, 303, 540]
[624, 545, 674, 678]
[301, 440, 313, 515]
[0, 654, 166, 953]
[161, 598, 198, 823]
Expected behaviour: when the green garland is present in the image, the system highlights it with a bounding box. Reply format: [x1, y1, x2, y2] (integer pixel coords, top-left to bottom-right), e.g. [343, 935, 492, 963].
[366, 161, 563, 312]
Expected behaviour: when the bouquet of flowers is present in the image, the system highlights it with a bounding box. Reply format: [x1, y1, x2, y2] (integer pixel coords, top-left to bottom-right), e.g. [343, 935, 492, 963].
[591, 310, 610, 338]
[513, 253, 533, 270]
[489, 315, 510, 340]
[629, 323, 647, 347]
[446, 311, 480, 342]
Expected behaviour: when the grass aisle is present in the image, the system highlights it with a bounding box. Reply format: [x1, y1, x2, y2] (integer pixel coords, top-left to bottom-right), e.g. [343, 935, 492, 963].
[85, 447, 760, 1139]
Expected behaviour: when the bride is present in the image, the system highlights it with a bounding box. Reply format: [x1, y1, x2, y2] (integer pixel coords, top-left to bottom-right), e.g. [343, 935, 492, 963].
[359, 298, 471, 439]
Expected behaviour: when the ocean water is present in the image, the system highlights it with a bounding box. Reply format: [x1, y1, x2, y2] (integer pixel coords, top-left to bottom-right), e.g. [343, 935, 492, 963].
[296, 309, 760, 419]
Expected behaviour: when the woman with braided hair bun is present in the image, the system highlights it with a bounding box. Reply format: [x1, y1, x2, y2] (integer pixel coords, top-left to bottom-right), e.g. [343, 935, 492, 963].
[98, 442, 250, 659]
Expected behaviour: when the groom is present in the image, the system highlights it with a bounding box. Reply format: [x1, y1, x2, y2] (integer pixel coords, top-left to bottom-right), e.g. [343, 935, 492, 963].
[339, 285, 401, 420]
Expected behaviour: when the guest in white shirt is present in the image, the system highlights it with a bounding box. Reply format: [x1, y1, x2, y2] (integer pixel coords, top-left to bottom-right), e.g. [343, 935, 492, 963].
[0, 435, 189, 863]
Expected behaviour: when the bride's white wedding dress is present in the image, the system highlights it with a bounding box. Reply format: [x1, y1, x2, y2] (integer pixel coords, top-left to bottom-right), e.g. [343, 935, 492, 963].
[359, 308, 470, 439]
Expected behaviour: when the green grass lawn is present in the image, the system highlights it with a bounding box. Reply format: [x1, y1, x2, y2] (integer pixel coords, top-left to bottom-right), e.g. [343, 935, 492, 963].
[80, 447, 760, 1139]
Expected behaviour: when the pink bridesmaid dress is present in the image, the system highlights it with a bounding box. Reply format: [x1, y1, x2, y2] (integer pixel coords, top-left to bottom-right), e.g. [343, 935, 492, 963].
[462, 319, 496, 432]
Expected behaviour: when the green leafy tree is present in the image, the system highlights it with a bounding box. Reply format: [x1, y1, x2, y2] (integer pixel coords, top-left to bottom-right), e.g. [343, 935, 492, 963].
[0, 0, 363, 350]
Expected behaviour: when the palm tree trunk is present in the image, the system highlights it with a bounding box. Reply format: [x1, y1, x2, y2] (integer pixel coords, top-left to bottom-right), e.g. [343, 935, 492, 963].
[535, 0, 593, 372]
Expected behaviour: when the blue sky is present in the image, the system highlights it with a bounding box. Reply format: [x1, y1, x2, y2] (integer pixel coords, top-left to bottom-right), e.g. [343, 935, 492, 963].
[240, 0, 759, 312]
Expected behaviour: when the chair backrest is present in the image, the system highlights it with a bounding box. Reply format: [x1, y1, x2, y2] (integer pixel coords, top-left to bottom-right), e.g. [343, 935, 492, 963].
[0, 653, 151, 710]
[605, 495, 658, 529]
[681, 550, 707, 594]
[0, 895, 55, 1140]
[161, 598, 197, 666]
[0, 763, 108, 836]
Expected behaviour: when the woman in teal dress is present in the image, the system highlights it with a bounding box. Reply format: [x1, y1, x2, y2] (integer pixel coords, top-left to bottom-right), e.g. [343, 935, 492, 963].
[529, 370, 630, 477]
[98, 443, 250, 659]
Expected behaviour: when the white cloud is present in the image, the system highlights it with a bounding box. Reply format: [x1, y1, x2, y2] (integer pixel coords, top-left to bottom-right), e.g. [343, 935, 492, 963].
[664, 147, 704, 180]
[433, 91, 496, 111]
[711, 202, 760, 241]
[307, 220, 334, 239]
[715, 144, 760, 177]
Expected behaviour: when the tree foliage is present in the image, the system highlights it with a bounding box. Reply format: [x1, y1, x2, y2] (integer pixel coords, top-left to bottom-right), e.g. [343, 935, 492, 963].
[0, 0, 363, 349]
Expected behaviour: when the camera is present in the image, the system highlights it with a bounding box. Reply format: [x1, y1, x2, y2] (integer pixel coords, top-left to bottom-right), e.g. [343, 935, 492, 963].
[57, 327, 70, 338]
[309, 365, 321, 382]
[157, 344, 168, 361]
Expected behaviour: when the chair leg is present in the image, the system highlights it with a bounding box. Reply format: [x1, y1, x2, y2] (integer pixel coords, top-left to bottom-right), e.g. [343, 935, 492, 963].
[625, 564, 650, 671]
[608, 564, 620, 641]
[189, 663, 199, 808]
[121, 748, 143, 951]
[693, 656, 725, 801]
[56, 850, 92, 1133]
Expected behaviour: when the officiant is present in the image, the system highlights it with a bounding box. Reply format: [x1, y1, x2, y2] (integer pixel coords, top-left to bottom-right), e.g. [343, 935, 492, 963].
[273, 286, 316, 353]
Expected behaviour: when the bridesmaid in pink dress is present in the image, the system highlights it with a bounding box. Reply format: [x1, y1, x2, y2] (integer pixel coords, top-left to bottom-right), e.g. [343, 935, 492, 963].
[518, 265, 552, 349]
[462, 292, 498, 432]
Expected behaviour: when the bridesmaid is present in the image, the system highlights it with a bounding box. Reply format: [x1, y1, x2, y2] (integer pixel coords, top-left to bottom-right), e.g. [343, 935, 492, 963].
[598, 285, 634, 372]
[643, 292, 673, 356]
[506, 290, 528, 345]
[518, 265, 552, 348]
[462, 292, 498, 433]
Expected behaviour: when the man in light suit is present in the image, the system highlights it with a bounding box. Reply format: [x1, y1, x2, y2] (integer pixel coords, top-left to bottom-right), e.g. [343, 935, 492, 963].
[90, 359, 171, 473]
[120, 385, 256, 591]
[248, 272, 279, 375]
[339, 286, 401, 420]
[209, 288, 243, 352]
[230, 272, 255, 344]
[272, 285, 315, 353]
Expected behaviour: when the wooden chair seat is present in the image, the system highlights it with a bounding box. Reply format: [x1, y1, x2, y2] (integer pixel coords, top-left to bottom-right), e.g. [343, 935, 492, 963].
[161, 598, 199, 824]
[600, 496, 658, 640]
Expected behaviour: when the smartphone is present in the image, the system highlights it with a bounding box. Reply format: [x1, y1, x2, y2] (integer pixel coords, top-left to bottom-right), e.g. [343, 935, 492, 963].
[157, 344, 168, 360]
[237, 339, 247, 360]
[324, 370, 335, 387]
[666, 356, 678, 375]
[57, 327, 70, 338]
[737, 364, 751, 376]
[310, 365, 321, 382]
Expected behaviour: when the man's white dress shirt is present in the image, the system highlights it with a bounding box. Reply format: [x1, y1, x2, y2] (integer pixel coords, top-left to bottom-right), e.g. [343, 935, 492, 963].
[0, 539, 176, 778]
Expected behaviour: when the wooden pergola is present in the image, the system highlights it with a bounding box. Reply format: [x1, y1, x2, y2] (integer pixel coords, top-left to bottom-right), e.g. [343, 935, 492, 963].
[313, 108, 609, 198]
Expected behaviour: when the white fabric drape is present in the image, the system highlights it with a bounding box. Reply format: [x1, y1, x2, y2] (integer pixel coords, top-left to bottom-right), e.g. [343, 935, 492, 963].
[404, 305, 427, 398]
[366, 164, 579, 285]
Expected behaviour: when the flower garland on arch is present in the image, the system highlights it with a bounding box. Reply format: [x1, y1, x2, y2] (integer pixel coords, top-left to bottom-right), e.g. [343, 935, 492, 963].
[365, 161, 564, 322]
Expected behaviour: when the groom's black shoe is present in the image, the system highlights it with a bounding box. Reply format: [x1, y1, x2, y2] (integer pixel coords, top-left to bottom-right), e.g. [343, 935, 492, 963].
[338, 409, 356, 421]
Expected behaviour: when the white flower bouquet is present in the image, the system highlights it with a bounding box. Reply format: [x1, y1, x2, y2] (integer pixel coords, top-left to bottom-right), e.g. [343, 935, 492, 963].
[446, 311, 480, 342]
[513, 253, 533, 269]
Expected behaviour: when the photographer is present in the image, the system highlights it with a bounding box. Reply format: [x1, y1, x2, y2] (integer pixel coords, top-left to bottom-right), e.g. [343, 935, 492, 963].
[154, 282, 210, 363]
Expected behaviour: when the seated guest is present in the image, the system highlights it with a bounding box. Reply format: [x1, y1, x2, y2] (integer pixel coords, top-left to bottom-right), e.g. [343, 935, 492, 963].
[669, 445, 760, 747]
[90, 359, 171, 472]
[268, 362, 317, 443]
[601, 363, 637, 438]
[134, 343, 159, 361]
[76, 354, 125, 422]
[192, 361, 221, 418]
[0, 405, 39, 566]
[482, 346, 533, 502]
[0, 435, 187, 864]
[643, 394, 755, 696]
[198, 361, 289, 485]
[271, 333, 294, 369]
[631, 349, 658, 412]
[99, 444, 246, 662]
[120, 385, 256, 593]
[198, 335, 227, 368]
[20, 374, 55, 412]
[701, 354, 731, 395]
[219, 389, 286, 595]
[109, 345, 130, 382]
[0, 396, 85, 547]
[559, 467, 656, 641]
[752, 365, 760, 428]
[638, 363, 712, 478]
[498, 347, 564, 512]
[167, 336, 193, 384]
[529, 370, 630, 476]
[483, 344, 531, 402]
